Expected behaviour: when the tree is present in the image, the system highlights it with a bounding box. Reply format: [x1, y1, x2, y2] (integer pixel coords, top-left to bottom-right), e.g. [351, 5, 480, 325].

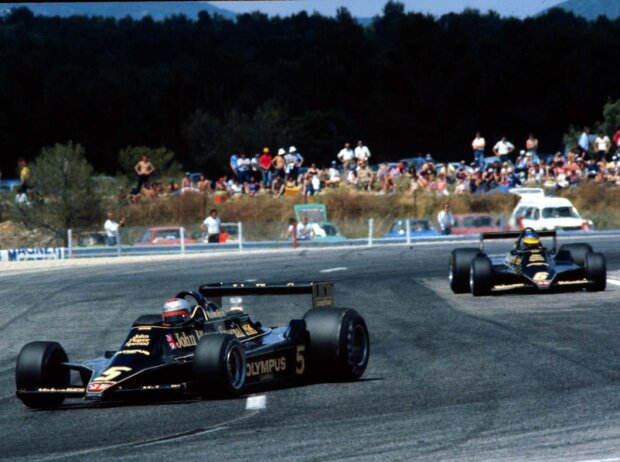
[15, 142, 102, 245]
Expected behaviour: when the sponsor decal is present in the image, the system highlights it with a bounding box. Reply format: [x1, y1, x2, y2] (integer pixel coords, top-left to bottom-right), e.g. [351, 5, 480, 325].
[87, 382, 114, 393]
[246, 356, 287, 381]
[93, 366, 132, 382]
[116, 349, 150, 356]
[0, 247, 65, 262]
[205, 310, 225, 320]
[166, 334, 177, 350]
[125, 334, 151, 347]
[529, 254, 545, 263]
[174, 329, 205, 348]
[533, 271, 549, 281]
[35, 387, 85, 393]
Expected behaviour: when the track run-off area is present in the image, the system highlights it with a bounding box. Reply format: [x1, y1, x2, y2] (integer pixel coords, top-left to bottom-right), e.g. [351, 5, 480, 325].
[2, 235, 620, 461]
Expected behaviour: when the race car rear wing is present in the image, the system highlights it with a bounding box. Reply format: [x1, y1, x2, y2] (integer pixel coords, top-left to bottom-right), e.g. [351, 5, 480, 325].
[479, 230, 556, 251]
[199, 281, 334, 309]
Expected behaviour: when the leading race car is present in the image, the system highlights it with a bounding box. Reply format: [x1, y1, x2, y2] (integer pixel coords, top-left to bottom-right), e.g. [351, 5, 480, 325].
[449, 228, 606, 296]
[15, 281, 369, 408]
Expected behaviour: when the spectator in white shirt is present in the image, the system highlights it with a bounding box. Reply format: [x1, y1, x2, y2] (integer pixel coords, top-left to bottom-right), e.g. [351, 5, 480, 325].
[337, 142, 355, 170]
[471, 131, 485, 165]
[104, 212, 125, 246]
[492, 136, 515, 163]
[354, 140, 371, 165]
[593, 130, 611, 162]
[201, 208, 221, 243]
[436, 203, 455, 235]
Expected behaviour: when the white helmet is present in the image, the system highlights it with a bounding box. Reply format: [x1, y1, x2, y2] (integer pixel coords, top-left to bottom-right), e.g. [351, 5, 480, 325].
[289, 146, 297, 153]
[162, 298, 192, 324]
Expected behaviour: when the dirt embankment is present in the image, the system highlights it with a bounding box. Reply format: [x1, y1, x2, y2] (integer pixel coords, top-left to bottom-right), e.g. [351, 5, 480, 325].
[0, 221, 60, 249]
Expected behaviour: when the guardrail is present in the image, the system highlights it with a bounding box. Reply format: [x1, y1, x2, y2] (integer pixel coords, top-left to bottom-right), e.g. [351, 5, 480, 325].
[3, 222, 619, 262]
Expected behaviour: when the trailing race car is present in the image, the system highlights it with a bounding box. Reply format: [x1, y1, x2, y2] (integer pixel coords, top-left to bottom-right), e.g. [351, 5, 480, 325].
[449, 228, 606, 296]
[15, 282, 369, 408]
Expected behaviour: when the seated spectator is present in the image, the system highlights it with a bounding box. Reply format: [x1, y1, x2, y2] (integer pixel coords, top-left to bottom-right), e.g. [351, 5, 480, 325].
[197, 175, 212, 194]
[142, 182, 157, 200]
[346, 166, 359, 186]
[167, 179, 180, 196]
[271, 175, 285, 197]
[181, 173, 192, 192]
[284, 178, 301, 197]
[245, 177, 259, 196]
[434, 172, 449, 196]
[358, 163, 374, 191]
[227, 178, 243, 196]
[326, 161, 341, 187]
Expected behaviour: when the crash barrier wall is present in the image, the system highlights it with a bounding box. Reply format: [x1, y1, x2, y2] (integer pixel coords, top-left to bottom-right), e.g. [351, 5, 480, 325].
[57, 221, 620, 259]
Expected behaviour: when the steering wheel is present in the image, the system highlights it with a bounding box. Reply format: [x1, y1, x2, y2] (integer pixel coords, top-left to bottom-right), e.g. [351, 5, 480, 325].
[175, 290, 207, 308]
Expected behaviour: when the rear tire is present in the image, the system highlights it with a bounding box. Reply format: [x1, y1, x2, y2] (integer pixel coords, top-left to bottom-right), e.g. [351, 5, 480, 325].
[585, 252, 606, 292]
[303, 308, 369, 381]
[450, 248, 480, 293]
[193, 334, 246, 398]
[557, 243, 593, 266]
[16, 341, 69, 409]
[470, 256, 492, 296]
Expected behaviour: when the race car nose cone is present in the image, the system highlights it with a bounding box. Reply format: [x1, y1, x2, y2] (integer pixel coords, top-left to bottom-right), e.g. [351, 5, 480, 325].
[536, 280, 551, 288]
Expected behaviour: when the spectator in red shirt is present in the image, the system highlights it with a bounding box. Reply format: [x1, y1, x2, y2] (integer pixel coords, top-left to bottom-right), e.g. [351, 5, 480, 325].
[613, 129, 620, 150]
[259, 147, 273, 188]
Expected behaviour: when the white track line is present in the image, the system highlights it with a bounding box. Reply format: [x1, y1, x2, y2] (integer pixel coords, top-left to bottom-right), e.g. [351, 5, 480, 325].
[320, 267, 348, 273]
[246, 394, 266, 410]
[606, 279, 620, 287]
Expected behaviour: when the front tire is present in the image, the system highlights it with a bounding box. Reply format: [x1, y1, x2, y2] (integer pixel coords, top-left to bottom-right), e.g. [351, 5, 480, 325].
[585, 252, 606, 292]
[303, 308, 369, 381]
[470, 256, 492, 296]
[450, 248, 480, 293]
[193, 334, 246, 398]
[16, 341, 69, 409]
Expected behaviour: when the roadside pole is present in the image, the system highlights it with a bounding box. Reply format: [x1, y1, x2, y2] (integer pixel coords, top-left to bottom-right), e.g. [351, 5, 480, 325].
[67, 229, 72, 259]
[293, 222, 298, 249]
[180, 227, 186, 256]
[406, 219, 411, 245]
[238, 222, 243, 251]
[115, 230, 121, 257]
[368, 218, 374, 246]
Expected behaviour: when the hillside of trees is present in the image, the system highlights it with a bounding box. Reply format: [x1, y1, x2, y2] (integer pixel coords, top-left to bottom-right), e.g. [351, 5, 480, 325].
[1, 3, 620, 177]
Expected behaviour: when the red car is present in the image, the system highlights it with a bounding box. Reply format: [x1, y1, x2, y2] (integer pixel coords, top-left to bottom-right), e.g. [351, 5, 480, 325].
[451, 213, 510, 235]
[135, 227, 196, 245]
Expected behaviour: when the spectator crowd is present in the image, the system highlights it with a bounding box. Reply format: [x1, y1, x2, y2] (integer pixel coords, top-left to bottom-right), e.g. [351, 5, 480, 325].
[116, 128, 620, 204]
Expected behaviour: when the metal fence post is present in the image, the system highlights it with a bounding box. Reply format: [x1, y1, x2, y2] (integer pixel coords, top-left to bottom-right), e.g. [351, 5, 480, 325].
[180, 226, 186, 256]
[116, 230, 121, 257]
[238, 222, 243, 251]
[67, 229, 72, 258]
[406, 219, 411, 245]
[368, 218, 374, 246]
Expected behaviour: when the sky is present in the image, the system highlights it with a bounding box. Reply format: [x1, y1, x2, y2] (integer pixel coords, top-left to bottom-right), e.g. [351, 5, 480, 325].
[208, 0, 567, 18]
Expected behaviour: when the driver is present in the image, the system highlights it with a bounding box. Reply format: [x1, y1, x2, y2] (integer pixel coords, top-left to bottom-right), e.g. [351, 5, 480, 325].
[162, 298, 192, 325]
[519, 229, 543, 251]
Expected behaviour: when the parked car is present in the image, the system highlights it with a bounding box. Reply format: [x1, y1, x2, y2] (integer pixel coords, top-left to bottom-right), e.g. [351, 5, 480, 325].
[452, 213, 510, 235]
[293, 204, 345, 241]
[0, 179, 21, 192]
[135, 227, 196, 245]
[384, 219, 441, 238]
[509, 197, 593, 231]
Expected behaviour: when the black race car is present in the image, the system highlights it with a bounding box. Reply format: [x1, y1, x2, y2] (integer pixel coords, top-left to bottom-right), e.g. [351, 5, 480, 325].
[15, 281, 369, 408]
[449, 229, 606, 296]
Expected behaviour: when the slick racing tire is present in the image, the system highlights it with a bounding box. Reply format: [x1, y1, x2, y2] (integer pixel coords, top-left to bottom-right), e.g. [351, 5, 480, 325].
[450, 248, 480, 293]
[470, 255, 492, 297]
[303, 308, 369, 381]
[585, 252, 606, 292]
[16, 341, 70, 409]
[194, 334, 246, 398]
[557, 243, 593, 266]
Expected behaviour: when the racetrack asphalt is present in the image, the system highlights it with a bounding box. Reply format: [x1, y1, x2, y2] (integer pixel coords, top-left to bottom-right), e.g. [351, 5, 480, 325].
[2, 236, 620, 461]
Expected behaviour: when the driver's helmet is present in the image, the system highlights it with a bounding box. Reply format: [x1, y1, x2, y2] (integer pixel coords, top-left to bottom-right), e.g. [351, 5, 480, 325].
[162, 298, 192, 324]
[522, 230, 541, 249]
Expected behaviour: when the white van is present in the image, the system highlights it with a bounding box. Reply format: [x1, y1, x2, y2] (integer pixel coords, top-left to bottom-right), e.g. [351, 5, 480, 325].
[509, 197, 593, 231]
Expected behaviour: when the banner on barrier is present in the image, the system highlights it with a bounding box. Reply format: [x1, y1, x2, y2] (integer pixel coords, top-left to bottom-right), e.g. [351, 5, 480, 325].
[0, 247, 65, 262]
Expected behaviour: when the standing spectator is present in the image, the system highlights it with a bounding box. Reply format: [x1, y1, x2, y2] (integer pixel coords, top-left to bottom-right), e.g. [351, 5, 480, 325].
[354, 140, 371, 165]
[250, 153, 260, 181]
[337, 142, 355, 170]
[493, 136, 515, 163]
[197, 175, 211, 194]
[286, 146, 303, 181]
[437, 203, 455, 235]
[237, 152, 251, 183]
[104, 212, 125, 246]
[181, 172, 192, 192]
[201, 208, 221, 243]
[593, 130, 611, 161]
[578, 127, 590, 155]
[525, 133, 539, 156]
[288, 216, 312, 240]
[613, 128, 620, 151]
[134, 155, 155, 192]
[259, 147, 273, 188]
[230, 152, 239, 181]
[471, 132, 486, 165]
[272, 148, 286, 180]
[18, 158, 30, 186]
[413, 153, 425, 171]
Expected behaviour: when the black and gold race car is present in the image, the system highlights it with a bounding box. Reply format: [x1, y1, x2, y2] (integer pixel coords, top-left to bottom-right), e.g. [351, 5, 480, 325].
[449, 229, 606, 296]
[15, 282, 369, 408]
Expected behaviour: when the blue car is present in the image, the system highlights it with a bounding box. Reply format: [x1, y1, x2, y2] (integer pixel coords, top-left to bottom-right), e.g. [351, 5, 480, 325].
[384, 219, 441, 238]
